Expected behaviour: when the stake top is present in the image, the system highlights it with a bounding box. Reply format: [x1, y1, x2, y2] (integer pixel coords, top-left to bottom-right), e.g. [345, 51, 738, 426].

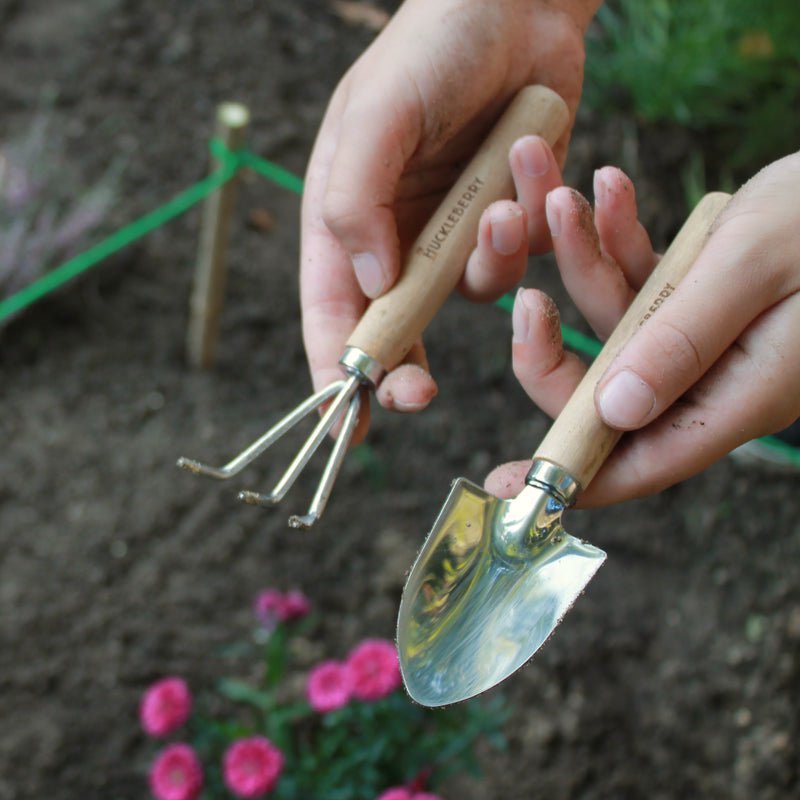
[217, 102, 250, 129]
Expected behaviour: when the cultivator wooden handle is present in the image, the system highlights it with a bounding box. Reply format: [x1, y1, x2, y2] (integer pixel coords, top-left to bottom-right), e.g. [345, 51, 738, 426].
[534, 191, 732, 490]
[346, 85, 569, 371]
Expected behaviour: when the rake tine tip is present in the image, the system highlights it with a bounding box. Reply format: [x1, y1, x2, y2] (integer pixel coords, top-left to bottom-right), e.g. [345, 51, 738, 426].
[177, 457, 229, 479]
[288, 513, 317, 530]
[176, 457, 202, 474]
[238, 489, 278, 507]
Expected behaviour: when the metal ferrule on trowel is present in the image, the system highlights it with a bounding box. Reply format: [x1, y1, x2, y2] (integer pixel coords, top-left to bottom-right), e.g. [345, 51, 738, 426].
[494, 460, 581, 561]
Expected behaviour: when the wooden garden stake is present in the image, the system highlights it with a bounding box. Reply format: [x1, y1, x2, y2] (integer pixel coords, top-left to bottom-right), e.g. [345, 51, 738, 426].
[187, 101, 250, 369]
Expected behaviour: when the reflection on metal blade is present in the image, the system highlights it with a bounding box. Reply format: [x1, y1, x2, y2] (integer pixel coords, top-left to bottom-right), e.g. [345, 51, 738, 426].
[398, 478, 606, 707]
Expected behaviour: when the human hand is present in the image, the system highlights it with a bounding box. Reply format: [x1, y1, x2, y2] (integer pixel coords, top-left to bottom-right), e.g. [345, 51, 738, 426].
[300, 0, 600, 439]
[486, 152, 800, 506]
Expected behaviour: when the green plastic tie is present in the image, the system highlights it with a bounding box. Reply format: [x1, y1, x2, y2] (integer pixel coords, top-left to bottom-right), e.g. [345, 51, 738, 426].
[208, 139, 304, 195]
[757, 435, 800, 467]
[239, 150, 305, 196]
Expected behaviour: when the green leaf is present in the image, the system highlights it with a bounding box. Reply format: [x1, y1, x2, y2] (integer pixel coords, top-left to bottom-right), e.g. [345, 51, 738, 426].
[486, 729, 509, 752]
[216, 678, 274, 712]
[264, 625, 289, 688]
[272, 701, 313, 725]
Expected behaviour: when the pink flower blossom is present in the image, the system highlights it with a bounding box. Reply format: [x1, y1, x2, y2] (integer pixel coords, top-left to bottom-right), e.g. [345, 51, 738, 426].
[282, 589, 311, 620]
[149, 743, 203, 800]
[253, 589, 285, 627]
[408, 767, 433, 793]
[253, 588, 310, 627]
[376, 789, 413, 800]
[375, 788, 444, 800]
[223, 736, 284, 798]
[347, 639, 401, 701]
[306, 659, 352, 713]
[140, 677, 192, 737]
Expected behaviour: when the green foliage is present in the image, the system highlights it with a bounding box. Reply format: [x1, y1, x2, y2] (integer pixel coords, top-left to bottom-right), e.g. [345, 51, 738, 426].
[679, 149, 738, 210]
[275, 692, 506, 800]
[584, 0, 800, 170]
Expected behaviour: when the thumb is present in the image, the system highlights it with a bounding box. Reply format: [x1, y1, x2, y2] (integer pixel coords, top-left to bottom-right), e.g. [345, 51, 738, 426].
[321, 87, 421, 299]
[593, 207, 769, 431]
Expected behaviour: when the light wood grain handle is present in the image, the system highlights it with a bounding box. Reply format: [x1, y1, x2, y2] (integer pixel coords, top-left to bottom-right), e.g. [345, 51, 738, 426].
[533, 191, 732, 490]
[346, 85, 569, 370]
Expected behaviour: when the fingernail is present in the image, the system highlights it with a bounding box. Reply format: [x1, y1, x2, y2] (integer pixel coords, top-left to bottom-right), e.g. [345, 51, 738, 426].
[490, 207, 524, 255]
[512, 288, 531, 343]
[393, 398, 429, 412]
[593, 169, 609, 207]
[545, 192, 562, 237]
[597, 369, 656, 429]
[352, 252, 385, 299]
[520, 136, 550, 177]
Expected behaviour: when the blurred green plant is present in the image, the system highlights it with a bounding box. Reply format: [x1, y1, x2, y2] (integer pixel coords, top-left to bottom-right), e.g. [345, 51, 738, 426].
[584, 0, 800, 171]
[351, 442, 388, 491]
[679, 149, 738, 210]
[140, 588, 507, 800]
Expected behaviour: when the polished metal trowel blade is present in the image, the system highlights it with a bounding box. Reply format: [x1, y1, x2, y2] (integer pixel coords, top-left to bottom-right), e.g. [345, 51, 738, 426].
[397, 478, 606, 707]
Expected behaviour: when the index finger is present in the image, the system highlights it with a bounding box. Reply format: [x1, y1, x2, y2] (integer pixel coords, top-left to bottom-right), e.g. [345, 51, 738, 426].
[300, 92, 368, 394]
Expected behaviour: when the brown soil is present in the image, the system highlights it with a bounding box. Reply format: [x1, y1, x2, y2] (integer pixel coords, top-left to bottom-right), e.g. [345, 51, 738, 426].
[2, 1, 799, 799]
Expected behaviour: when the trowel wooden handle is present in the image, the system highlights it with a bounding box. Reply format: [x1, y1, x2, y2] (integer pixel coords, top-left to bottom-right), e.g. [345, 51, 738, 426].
[347, 85, 569, 370]
[533, 191, 732, 490]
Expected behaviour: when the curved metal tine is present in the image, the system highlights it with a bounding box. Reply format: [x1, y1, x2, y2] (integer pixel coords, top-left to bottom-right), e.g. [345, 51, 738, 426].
[239, 375, 361, 507]
[289, 388, 362, 529]
[176, 380, 348, 479]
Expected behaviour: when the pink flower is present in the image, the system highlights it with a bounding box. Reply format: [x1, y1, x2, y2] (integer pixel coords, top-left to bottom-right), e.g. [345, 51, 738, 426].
[223, 736, 284, 798]
[149, 743, 203, 800]
[282, 589, 311, 620]
[375, 789, 444, 800]
[306, 659, 352, 713]
[408, 767, 433, 793]
[347, 639, 401, 701]
[253, 589, 285, 627]
[376, 790, 413, 800]
[253, 588, 310, 627]
[140, 677, 192, 737]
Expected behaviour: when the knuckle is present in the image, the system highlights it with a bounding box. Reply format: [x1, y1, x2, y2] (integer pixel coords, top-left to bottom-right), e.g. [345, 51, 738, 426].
[514, 350, 563, 385]
[320, 191, 361, 240]
[641, 318, 704, 387]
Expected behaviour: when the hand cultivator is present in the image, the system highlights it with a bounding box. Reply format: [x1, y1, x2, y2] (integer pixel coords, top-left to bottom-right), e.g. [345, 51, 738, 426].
[178, 86, 569, 528]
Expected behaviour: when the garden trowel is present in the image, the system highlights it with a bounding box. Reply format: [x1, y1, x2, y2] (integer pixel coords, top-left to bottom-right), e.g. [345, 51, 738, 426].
[398, 191, 732, 707]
